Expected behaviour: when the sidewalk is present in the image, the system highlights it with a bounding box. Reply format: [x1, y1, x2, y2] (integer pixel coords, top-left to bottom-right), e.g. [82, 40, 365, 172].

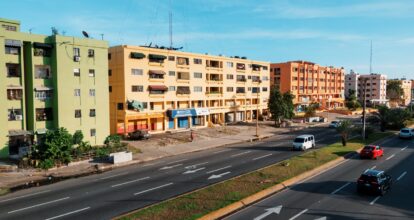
[0, 121, 330, 191]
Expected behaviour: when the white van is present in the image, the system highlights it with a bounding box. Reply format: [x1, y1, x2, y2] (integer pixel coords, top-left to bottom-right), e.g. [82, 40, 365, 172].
[292, 134, 315, 151]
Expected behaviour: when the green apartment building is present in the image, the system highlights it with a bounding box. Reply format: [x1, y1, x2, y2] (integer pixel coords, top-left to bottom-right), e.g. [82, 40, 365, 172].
[0, 18, 110, 158]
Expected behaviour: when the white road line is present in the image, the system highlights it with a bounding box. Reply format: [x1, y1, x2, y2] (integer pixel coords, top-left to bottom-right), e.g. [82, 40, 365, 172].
[213, 149, 231, 154]
[99, 172, 129, 180]
[289, 209, 308, 220]
[371, 166, 377, 170]
[206, 165, 232, 174]
[0, 190, 51, 203]
[370, 196, 381, 205]
[111, 177, 150, 188]
[185, 162, 209, 169]
[386, 154, 395, 160]
[330, 182, 351, 195]
[8, 197, 70, 214]
[143, 162, 159, 167]
[253, 153, 273, 161]
[401, 147, 408, 151]
[397, 171, 407, 181]
[230, 151, 251, 157]
[159, 163, 183, 170]
[166, 159, 187, 165]
[134, 183, 173, 196]
[45, 207, 90, 220]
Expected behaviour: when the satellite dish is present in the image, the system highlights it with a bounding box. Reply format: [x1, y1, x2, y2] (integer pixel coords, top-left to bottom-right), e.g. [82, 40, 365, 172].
[82, 31, 89, 38]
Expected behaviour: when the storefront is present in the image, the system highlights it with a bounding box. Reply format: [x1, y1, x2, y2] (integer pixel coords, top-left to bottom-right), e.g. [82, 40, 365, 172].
[192, 108, 209, 126]
[168, 108, 209, 129]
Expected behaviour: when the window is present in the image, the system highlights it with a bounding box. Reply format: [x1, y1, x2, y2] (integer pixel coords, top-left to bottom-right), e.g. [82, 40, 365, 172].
[8, 109, 22, 121]
[169, 71, 175, 76]
[262, 76, 269, 81]
[236, 75, 246, 82]
[89, 69, 95, 77]
[74, 89, 81, 96]
[90, 129, 96, 137]
[88, 49, 94, 57]
[34, 47, 51, 57]
[252, 76, 260, 82]
[36, 108, 53, 121]
[236, 87, 245, 93]
[74, 68, 80, 77]
[108, 53, 111, 60]
[169, 86, 176, 91]
[248, 75, 252, 80]
[193, 72, 202, 78]
[75, 109, 82, 118]
[292, 67, 298, 72]
[194, 58, 202, 64]
[194, 86, 202, 92]
[89, 89, 95, 97]
[131, 68, 143, 75]
[73, 48, 80, 57]
[35, 65, 51, 79]
[226, 62, 234, 68]
[2, 24, 17, 31]
[177, 86, 191, 94]
[227, 87, 234, 92]
[248, 87, 252, 91]
[262, 87, 268, 92]
[109, 86, 112, 92]
[252, 87, 260, 93]
[117, 103, 124, 110]
[108, 69, 112, 76]
[168, 56, 175, 61]
[177, 57, 189, 65]
[177, 72, 190, 80]
[90, 109, 96, 117]
[236, 63, 246, 70]
[292, 77, 298, 81]
[35, 90, 53, 100]
[7, 89, 23, 100]
[6, 63, 20, 77]
[5, 46, 19, 55]
[226, 74, 234, 80]
[262, 66, 268, 71]
[132, 85, 144, 92]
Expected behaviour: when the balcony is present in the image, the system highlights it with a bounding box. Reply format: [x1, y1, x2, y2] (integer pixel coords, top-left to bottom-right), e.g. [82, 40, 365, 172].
[206, 60, 223, 71]
[236, 63, 246, 72]
[176, 57, 190, 69]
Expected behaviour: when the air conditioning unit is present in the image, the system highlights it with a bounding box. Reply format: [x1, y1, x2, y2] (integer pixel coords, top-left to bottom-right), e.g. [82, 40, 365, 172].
[15, 115, 23, 120]
[74, 56, 81, 62]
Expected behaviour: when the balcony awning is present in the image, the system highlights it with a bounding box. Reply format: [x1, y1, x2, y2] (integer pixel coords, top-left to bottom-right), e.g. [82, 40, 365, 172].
[149, 70, 166, 75]
[149, 54, 167, 60]
[8, 130, 33, 137]
[5, 39, 22, 47]
[33, 42, 53, 49]
[251, 64, 261, 68]
[130, 52, 145, 59]
[148, 85, 168, 91]
[34, 86, 53, 91]
[7, 85, 23, 89]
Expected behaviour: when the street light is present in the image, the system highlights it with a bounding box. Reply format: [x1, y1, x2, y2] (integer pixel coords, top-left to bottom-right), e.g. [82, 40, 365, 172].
[362, 78, 368, 140]
[256, 81, 262, 138]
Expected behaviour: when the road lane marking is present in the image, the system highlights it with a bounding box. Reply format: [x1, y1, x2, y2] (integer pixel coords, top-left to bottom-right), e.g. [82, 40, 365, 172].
[45, 207, 90, 220]
[206, 165, 232, 174]
[386, 154, 395, 160]
[371, 166, 377, 170]
[254, 205, 282, 220]
[289, 209, 308, 220]
[134, 183, 173, 196]
[213, 149, 231, 154]
[166, 159, 187, 165]
[159, 163, 183, 170]
[111, 177, 150, 188]
[401, 146, 408, 151]
[7, 197, 70, 214]
[330, 182, 351, 195]
[230, 151, 251, 157]
[143, 162, 159, 167]
[99, 172, 129, 180]
[208, 171, 231, 180]
[183, 167, 206, 174]
[370, 196, 380, 205]
[185, 162, 209, 169]
[397, 171, 407, 181]
[253, 153, 273, 161]
[0, 190, 51, 203]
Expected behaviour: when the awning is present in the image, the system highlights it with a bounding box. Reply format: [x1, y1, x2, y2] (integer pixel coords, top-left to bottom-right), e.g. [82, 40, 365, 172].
[148, 85, 168, 91]
[193, 108, 210, 116]
[168, 109, 194, 118]
[130, 52, 145, 59]
[5, 39, 22, 47]
[35, 86, 53, 91]
[177, 86, 190, 94]
[251, 64, 261, 69]
[35, 128, 47, 135]
[7, 85, 23, 89]
[33, 42, 53, 49]
[149, 70, 166, 75]
[149, 54, 167, 60]
[8, 130, 33, 137]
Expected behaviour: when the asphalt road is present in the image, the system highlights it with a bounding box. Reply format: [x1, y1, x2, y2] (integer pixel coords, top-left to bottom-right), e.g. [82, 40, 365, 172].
[226, 135, 414, 220]
[0, 125, 342, 220]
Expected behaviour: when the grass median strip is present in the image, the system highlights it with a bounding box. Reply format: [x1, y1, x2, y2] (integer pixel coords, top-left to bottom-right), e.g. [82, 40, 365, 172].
[117, 132, 392, 220]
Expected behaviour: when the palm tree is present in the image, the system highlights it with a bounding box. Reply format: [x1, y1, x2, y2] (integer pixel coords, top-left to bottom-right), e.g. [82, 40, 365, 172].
[368, 105, 389, 132]
[336, 120, 353, 146]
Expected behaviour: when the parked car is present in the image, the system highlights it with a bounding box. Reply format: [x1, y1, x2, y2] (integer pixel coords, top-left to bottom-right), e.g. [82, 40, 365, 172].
[357, 169, 392, 195]
[360, 145, 384, 159]
[399, 128, 413, 139]
[292, 134, 315, 151]
[329, 121, 341, 128]
[128, 129, 151, 140]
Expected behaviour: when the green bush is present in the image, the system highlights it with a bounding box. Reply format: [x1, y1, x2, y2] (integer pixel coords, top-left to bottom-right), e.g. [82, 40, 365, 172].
[104, 134, 121, 146]
[38, 158, 55, 169]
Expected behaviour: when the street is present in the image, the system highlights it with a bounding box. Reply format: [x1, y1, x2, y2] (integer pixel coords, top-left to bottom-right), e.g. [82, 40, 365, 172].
[226, 136, 414, 220]
[0, 126, 339, 220]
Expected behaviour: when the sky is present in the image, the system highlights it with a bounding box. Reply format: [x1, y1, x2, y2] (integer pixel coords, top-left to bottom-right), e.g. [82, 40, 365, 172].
[1, 0, 414, 78]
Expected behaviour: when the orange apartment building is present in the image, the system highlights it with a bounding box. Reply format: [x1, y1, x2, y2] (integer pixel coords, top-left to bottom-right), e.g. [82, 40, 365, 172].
[270, 61, 345, 112]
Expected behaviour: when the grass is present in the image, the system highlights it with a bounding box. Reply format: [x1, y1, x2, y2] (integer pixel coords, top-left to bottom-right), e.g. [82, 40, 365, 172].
[0, 188, 10, 196]
[117, 132, 393, 220]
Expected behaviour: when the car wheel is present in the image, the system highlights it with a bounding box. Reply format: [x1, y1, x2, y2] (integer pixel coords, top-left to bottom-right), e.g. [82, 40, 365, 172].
[380, 186, 386, 196]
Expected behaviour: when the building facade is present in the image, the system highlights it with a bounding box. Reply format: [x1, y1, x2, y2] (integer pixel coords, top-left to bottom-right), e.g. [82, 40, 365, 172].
[411, 80, 414, 104]
[345, 72, 388, 105]
[0, 18, 109, 158]
[400, 79, 412, 106]
[270, 61, 345, 112]
[108, 45, 270, 135]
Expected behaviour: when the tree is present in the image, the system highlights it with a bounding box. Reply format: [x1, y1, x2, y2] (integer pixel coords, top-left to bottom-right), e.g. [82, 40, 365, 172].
[268, 88, 294, 127]
[72, 130, 84, 145]
[387, 80, 404, 106]
[345, 90, 361, 110]
[336, 120, 353, 146]
[304, 103, 319, 118]
[387, 108, 411, 129]
[104, 134, 121, 146]
[367, 105, 389, 132]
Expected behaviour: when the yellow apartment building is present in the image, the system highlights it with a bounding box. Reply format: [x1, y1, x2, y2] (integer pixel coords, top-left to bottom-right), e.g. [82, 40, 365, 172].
[108, 45, 270, 134]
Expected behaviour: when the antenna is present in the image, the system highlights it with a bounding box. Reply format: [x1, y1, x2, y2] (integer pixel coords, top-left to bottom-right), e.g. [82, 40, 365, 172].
[369, 40, 372, 74]
[169, 0, 173, 49]
[100, 34, 104, 40]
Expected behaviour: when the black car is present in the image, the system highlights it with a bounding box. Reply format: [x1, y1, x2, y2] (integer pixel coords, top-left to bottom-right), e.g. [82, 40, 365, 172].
[357, 169, 392, 195]
[128, 129, 151, 140]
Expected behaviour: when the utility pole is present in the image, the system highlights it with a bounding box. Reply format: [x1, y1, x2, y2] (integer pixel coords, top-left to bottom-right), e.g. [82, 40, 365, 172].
[256, 85, 260, 137]
[362, 78, 367, 140]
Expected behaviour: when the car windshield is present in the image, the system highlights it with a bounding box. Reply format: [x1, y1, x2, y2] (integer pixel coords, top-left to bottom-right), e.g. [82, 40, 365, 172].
[401, 129, 409, 133]
[359, 174, 378, 182]
[331, 121, 338, 124]
[294, 138, 305, 143]
[363, 146, 374, 151]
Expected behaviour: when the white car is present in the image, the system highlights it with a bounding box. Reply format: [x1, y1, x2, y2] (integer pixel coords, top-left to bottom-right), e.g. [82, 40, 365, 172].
[399, 128, 413, 139]
[329, 121, 341, 128]
[292, 134, 315, 151]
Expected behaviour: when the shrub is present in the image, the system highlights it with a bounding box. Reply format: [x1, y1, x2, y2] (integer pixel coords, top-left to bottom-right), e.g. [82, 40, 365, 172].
[38, 158, 55, 169]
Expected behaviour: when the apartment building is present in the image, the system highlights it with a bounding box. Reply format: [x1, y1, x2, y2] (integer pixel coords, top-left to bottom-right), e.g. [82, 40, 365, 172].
[411, 80, 414, 104]
[345, 72, 388, 105]
[400, 79, 412, 106]
[0, 18, 109, 158]
[270, 61, 345, 112]
[108, 45, 270, 135]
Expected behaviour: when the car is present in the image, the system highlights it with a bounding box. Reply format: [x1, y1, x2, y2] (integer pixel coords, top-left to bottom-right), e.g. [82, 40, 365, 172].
[399, 128, 413, 139]
[292, 134, 315, 151]
[357, 169, 392, 195]
[329, 121, 341, 128]
[360, 145, 384, 159]
[128, 129, 151, 140]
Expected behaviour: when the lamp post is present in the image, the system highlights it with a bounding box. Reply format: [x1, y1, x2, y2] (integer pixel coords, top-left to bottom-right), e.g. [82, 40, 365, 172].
[362, 78, 368, 140]
[256, 82, 261, 138]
